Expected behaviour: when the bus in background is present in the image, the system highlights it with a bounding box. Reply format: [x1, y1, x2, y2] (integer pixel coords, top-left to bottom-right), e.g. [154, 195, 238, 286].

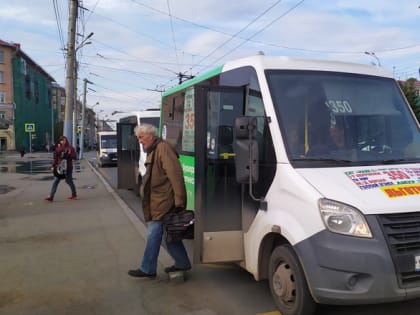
[96, 131, 118, 167]
[117, 109, 160, 193]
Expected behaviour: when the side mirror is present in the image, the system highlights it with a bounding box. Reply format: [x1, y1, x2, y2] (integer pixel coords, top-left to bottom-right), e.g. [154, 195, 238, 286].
[233, 117, 259, 183]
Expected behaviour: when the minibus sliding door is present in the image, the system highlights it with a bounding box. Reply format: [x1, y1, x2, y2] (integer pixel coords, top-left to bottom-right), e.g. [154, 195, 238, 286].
[194, 85, 246, 263]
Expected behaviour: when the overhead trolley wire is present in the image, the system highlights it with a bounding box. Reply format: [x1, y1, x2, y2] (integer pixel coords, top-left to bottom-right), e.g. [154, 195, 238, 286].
[194, 0, 283, 69]
[52, 0, 66, 60]
[166, 0, 180, 73]
[206, 0, 306, 70]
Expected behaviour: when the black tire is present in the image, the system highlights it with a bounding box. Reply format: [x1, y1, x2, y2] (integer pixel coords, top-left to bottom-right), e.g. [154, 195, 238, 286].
[269, 244, 316, 315]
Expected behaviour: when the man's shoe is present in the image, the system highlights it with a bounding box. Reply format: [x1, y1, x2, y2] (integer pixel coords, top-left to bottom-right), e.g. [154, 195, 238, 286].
[45, 196, 53, 202]
[67, 195, 77, 200]
[128, 269, 156, 278]
[164, 265, 191, 273]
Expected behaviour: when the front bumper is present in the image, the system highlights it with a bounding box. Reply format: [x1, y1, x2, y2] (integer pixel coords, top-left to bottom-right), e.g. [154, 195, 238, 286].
[100, 153, 117, 165]
[295, 213, 420, 305]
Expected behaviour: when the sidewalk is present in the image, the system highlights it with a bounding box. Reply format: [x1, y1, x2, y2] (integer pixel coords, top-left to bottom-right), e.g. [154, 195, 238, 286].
[0, 154, 276, 315]
[0, 156, 182, 315]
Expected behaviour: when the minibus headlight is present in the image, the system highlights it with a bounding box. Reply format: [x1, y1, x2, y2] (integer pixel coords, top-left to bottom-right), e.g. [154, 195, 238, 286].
[318, 198, 372, 238]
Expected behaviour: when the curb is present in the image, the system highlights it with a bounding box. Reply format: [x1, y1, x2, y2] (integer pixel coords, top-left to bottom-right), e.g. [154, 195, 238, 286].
[85, 158, 173, 268]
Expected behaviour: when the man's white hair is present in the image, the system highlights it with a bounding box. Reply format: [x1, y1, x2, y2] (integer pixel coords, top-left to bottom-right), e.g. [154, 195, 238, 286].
[134, 123, 158, 137]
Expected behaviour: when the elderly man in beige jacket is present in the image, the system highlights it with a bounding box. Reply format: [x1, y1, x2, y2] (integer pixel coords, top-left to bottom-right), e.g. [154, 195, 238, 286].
[128, 123, 191, 278]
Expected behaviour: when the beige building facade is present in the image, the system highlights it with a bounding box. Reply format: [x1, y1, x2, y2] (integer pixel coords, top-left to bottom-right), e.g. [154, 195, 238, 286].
[0, 40, 16, 151]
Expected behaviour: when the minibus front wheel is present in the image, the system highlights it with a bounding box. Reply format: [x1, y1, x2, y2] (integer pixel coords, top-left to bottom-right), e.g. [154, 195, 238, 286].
[269, 244, 316, 315]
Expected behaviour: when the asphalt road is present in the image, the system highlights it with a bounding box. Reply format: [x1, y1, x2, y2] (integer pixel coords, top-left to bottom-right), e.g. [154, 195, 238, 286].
[2, 151, 420, 315]
[93, 155, 420, 315]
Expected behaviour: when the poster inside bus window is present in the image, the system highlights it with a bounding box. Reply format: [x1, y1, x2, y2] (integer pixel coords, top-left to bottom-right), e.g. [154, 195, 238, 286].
[182, 87, 195, 152]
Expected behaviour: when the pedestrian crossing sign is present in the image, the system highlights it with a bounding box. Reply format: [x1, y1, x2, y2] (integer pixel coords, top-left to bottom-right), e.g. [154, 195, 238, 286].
[25, 123, 36, 132]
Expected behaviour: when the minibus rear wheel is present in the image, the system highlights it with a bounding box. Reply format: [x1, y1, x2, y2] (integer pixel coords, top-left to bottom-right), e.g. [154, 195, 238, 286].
[269, 244, 316, 315]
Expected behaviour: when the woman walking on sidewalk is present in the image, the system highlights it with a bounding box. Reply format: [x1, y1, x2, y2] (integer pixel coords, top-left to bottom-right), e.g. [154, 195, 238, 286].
[45, 135, 78, 201]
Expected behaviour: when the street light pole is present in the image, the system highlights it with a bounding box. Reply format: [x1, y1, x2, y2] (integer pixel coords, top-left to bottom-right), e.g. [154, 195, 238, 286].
[90, 102, 99, 149]
[72, 32, 94, 148]
[364, 51, 381, 67]
[79, 78, 93, 159]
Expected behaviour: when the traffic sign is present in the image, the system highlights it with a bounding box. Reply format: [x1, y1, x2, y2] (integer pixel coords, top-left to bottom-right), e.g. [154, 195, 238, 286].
[25, 123, 36, 132]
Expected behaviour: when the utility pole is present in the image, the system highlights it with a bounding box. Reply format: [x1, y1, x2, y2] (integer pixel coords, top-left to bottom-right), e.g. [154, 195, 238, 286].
[72, 60, 78, 149]
[79, 78, 93, 159]
[63, 0, 78, 145]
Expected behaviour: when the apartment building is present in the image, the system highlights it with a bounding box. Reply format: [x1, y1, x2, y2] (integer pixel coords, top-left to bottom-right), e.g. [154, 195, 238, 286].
[0, 39, 60, 152]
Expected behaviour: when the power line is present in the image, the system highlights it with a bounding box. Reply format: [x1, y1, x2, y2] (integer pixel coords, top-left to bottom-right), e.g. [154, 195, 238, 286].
[52, 0, 66, 60]
[73, 0, 419, 105]
[129, 0, 307, 78]
[90, 38, 179, 76]
[166, 0, 180, 73]
[194, 0, 283, 67]
[98, 0, 419, 67]
[82, 53, 212, 68]
[83, 6, 173, 50]
[79, 62, 172, 78]
[203, 0, 306, 72]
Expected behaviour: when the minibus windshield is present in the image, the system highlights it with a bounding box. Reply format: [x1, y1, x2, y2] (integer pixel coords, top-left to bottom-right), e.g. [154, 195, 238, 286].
[101, 135, 117, 149]
[266, 70, 420, 167]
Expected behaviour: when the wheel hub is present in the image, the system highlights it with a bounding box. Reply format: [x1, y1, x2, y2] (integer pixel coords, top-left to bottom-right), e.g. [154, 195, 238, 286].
[272, 262, 295, 304]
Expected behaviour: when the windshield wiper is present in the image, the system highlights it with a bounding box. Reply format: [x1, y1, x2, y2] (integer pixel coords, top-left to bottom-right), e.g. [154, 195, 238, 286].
[292, 158, 353, 164]
[381, 159, 420, 164]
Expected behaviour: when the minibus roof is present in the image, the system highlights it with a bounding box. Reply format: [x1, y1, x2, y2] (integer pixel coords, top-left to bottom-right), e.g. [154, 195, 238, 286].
[163, 55, 393, 97]
[224, 55, 393, 78]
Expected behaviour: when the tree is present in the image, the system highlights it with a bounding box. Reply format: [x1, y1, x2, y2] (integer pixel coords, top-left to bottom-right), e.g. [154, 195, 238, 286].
[399, 78, 420, 121]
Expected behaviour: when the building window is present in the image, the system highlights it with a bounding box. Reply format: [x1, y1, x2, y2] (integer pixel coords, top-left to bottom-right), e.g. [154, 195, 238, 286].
[0, 71, 4, 83]
[21, 58, 27, 75]
[0, 92, 5, 103]
[0, 50, 4, 63]
[34, 78, 39, 103]
[0, 111, 5, 119]
[25, 74, 31, 98]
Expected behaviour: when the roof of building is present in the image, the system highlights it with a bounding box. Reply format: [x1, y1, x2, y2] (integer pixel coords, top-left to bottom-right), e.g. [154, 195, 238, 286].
[0, 38, 57, 83]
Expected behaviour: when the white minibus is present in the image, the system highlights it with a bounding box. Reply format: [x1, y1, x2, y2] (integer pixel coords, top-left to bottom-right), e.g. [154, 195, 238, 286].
[160, 55, 420, 315]
[96, 131, 117, 167]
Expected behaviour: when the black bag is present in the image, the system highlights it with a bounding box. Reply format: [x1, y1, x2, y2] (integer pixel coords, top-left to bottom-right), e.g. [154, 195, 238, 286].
[163, 208, 194, 243]
[53, 160, 67, 179]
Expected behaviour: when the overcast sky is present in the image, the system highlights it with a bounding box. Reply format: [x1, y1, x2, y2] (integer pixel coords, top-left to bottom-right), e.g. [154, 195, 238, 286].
[1, 0, 419, 121]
